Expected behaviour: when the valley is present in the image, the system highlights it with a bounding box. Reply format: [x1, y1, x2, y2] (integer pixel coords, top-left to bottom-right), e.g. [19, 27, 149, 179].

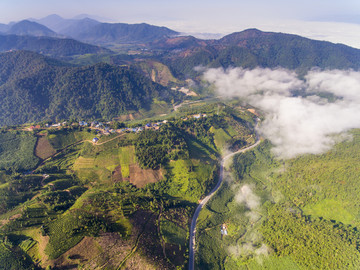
[1, 12, 360, 270]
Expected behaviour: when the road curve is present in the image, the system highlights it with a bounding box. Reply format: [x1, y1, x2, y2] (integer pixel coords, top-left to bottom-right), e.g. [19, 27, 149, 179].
[188, 120, 260, 270]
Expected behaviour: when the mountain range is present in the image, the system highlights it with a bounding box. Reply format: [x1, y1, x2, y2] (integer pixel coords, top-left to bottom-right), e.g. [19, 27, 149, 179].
[1, 15, 360, 125]
[157, 29, 360, 78]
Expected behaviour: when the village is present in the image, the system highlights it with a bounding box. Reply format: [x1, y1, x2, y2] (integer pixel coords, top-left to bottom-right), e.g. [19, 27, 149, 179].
[25, 112, 208, 143]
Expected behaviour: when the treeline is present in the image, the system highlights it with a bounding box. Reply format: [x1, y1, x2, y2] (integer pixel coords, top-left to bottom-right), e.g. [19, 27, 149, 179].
[135, 124, 188, 169]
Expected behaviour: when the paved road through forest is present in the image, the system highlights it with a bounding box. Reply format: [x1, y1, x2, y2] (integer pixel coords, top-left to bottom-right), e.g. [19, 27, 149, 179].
[188, 120, 260, 270]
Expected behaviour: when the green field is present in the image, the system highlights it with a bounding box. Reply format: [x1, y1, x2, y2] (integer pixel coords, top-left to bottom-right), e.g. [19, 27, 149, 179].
[119, 145, 136, 178]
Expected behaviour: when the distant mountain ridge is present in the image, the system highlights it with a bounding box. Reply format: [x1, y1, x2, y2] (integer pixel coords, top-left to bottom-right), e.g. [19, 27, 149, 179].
[0, 35, 111, 57]
[158, 29, 360, 77]
[5, 20, 59, 37]
[64, 22, 179, 45]
[4, 15, 179, 47]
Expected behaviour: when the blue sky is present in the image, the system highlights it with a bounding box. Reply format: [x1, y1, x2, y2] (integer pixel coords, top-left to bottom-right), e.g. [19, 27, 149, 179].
[1, 0, 360, 47]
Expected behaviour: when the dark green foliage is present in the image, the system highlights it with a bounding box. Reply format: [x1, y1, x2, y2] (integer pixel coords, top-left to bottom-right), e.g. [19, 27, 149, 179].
[0, 131, 39, 171]
[0, 51, 178, 126]
[40, 188, 85, 212]
[0, 241, 37, 270]
[135, 124, 188, 169]
[3, 206, 57, 231]
[261, 204, 360, 269]
[179, 115, 227, 151]
[47, 179, 77, 191]
[232, 151, 256, 180]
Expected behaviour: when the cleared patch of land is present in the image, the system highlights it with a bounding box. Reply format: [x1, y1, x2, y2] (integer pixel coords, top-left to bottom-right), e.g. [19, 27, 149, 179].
[35, 135, 56, 160]
[128, 164, 163, 188]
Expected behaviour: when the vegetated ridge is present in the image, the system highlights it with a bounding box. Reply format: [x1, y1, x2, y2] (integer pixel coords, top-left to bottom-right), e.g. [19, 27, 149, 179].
[64, 22, 179, 45]
[0, 50, 178, 126]
[158, 29, 360, 78]
[0, 34, 112, 57]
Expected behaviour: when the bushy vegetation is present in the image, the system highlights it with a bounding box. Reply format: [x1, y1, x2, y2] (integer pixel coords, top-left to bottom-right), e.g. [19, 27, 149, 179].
[135, 124, 188, 169]
[44, 210, 112, 259]
[0, 175, 43, 214]
[197, 130, 360, 270]
[0, 241, 36, 270]
[0, 131, 39, 171]
[261, 204, 360, 269]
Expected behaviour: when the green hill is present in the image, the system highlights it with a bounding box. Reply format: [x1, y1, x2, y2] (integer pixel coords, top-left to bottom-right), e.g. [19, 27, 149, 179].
[0, 50, 178, 126]
[160, 29, 360, 78]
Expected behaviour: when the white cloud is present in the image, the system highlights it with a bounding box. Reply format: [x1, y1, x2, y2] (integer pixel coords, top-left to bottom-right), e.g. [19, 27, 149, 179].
[204, 67, 302, 98]
[235, 184, 260, 210]
[204, 67, 360, 159]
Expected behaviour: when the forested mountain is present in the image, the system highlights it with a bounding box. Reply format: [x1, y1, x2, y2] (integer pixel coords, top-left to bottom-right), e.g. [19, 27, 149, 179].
[0, 51, 177, 125]
[5, 20, 59, 37]
[159, 29, 360, 77]
[0, 35, 111, 57]
[67, 22, 179, 45]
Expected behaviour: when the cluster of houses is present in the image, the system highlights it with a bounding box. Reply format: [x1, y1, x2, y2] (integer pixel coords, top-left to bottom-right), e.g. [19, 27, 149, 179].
[221, 223, 228, 240]
[89, 120, 169, 144]
[26, 113, 209, 144]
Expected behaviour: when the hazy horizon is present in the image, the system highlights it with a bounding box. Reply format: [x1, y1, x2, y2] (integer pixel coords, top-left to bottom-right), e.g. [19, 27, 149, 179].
[1, 0, 360, 48]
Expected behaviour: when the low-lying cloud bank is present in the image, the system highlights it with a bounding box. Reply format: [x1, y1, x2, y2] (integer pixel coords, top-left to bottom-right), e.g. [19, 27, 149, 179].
[229, 184, 269, 258]
[204, 67, 360, 159]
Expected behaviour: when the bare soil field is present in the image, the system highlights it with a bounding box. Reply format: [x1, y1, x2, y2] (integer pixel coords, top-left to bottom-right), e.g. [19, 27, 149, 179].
[128, 164, 163, 188]
[35, 135, 56, 159]
[113, 164, 163, 188]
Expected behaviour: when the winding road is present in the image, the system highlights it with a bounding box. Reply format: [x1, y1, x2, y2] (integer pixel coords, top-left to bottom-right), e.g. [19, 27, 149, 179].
[188, 120, 260, 270]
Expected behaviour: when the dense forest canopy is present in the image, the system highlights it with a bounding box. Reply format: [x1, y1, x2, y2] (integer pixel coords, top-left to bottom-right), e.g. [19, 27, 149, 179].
[0, 50, 179, 126]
